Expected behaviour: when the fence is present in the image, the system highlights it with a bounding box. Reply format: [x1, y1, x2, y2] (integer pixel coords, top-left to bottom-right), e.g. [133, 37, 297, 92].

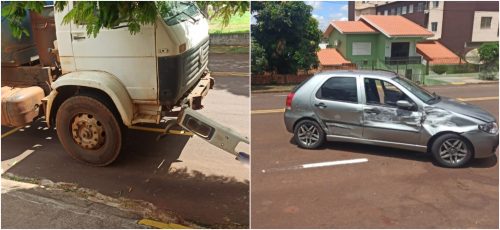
[251, 73, 313, 85]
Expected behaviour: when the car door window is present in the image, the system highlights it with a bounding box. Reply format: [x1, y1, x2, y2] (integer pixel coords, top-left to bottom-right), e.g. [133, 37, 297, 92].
[364, 78, 412, 107]
[316, 77, 358, 103]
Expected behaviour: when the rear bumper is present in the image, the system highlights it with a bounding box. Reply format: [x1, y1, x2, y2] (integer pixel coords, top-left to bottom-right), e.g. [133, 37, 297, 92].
[284, 109, 300, 133]
[462, 130, 499, 158]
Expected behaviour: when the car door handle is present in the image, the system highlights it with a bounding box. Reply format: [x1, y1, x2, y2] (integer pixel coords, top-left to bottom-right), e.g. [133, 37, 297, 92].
[365, 108, 380, 114]
[314, 103, 327, 108]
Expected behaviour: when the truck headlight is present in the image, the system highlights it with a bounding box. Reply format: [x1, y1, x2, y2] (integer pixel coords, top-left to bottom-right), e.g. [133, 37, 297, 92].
[479, 122, 498, 134]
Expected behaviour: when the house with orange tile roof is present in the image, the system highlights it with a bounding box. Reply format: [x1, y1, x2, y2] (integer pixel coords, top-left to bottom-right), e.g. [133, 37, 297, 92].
[322, 15, 433, 79]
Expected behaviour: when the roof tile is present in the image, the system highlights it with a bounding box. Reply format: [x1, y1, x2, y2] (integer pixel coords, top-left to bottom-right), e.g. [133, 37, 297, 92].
[361, 15, 433, 37]
[317, 48, 351, 66]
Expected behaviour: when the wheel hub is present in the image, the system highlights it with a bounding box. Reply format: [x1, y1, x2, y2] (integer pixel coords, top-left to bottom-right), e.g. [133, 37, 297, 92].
[71, 114, 105, 149]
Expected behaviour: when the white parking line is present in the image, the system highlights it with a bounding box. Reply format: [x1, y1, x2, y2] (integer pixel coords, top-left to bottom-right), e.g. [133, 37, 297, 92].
[261, 158, 368, 173]
[1, 149, 36, 174]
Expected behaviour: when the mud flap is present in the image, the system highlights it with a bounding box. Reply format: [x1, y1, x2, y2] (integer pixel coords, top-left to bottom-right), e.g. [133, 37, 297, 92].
[177, 107, 249, 165]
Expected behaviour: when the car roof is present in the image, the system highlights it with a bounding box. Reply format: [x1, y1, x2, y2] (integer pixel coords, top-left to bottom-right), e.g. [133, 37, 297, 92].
[314, 70, 398, 79]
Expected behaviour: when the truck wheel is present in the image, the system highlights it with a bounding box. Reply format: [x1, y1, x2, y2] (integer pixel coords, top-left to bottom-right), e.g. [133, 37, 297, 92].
[294, 119, 324, 149]
[431, 133, 472, 168]
[55, 95, 122, 166]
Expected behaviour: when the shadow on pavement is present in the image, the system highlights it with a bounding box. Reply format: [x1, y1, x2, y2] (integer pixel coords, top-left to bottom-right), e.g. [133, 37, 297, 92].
[213, 76, 249, 97]
[289, 137, 498, 169]
[2, 119, 249, 228]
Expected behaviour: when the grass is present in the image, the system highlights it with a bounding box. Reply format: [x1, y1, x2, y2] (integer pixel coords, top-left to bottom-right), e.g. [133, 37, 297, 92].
[209, 11, 250, 34]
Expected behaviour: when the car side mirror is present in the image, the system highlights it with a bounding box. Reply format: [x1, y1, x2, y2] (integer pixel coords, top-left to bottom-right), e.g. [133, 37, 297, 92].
[396, 100, 414, 110]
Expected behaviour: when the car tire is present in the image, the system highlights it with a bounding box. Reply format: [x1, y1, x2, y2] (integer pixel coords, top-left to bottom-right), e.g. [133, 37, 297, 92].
[56, 95, 122, 166]
[431, 133, 473, 168]
[294, 119, 325, 149]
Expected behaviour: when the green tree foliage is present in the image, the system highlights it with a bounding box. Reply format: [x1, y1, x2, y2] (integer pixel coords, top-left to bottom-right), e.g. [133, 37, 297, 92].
[1, 1, 45, 38]
[197, 1, 249, 26]
[2, 1, 249, 39]
[251, 1, 322, 74]
[251, 38, 268, 74]
[478, 43, 499, 80]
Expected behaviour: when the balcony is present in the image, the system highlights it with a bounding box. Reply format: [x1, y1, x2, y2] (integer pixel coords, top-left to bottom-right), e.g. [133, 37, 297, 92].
[384, 56, 422, 65]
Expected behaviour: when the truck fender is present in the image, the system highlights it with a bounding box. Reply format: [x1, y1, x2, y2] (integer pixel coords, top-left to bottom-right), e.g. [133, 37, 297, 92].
[48, 71, 134, 126]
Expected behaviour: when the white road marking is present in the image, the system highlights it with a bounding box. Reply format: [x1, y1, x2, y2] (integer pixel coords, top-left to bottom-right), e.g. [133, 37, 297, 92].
[261, 158, 368, 173]
[1, 149, 36, 174]
[302, 158, 369, 169]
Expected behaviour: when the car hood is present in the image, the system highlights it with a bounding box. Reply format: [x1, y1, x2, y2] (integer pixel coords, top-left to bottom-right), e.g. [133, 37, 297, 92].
[433, 97, 496, 122]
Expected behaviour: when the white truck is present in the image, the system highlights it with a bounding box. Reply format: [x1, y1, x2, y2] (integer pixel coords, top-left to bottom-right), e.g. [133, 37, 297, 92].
[1, 2, 248, 166]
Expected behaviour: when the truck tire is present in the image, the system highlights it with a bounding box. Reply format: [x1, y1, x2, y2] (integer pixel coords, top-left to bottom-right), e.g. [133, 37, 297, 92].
[55, 95, 122, 166]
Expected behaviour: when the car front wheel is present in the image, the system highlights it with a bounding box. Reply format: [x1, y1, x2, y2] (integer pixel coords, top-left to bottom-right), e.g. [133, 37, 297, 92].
[431, 133, 473, 168]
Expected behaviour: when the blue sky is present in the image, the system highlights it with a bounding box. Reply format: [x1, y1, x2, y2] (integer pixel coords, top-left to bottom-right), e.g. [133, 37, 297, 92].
[306, 1, 349, 31]
[251, 1, 349, 32]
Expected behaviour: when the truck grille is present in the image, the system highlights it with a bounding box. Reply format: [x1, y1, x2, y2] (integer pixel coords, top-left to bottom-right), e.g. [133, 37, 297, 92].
[157, 38, 209, 107]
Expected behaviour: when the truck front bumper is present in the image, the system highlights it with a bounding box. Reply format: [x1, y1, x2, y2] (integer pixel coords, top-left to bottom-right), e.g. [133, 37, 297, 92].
[184, 72, 214, 110]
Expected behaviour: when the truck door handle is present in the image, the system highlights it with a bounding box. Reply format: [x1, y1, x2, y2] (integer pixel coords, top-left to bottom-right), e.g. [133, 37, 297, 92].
[72, 35, 86, 40]
[314, 103, 327, 108]
[365, 108, 380, 114]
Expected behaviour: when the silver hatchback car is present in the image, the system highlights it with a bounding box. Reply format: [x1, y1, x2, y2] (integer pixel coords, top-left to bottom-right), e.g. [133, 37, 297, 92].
[284, 70, 498, 168]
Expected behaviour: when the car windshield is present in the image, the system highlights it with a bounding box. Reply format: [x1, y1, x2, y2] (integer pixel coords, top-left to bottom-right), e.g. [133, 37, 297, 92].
[160, 1, 200, 26]
[392, 77, 437, 103]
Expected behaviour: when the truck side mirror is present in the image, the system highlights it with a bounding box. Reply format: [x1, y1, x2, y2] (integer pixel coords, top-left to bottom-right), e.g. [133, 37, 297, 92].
[396, 100, 414, 110]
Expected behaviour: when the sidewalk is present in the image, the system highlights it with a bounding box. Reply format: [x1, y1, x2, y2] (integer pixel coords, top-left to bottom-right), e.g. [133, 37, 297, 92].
[425, 72, 498, 85]
[1, 176, 193, 229]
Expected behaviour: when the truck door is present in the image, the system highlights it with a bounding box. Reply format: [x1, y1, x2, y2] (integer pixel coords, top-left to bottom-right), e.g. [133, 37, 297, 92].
[66, 2, 158, 101]
[311, 76, 364, 138]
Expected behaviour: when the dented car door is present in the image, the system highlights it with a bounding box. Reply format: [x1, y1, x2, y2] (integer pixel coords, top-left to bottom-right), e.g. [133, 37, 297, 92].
[311, 76, 364, 138]
[361, 78, 423, 145]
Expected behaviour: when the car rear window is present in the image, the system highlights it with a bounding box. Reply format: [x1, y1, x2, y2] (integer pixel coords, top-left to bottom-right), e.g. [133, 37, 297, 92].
[316, 77, 358, 103]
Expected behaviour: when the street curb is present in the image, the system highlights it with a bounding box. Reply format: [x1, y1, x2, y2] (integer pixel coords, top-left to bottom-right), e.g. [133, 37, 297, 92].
[212, 71, 249, 77]
[138, 219, 190, 229]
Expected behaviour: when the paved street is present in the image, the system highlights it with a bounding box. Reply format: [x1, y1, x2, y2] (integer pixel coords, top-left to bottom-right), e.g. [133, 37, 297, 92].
[2, 73, 249, 228]
[251, 83, 499, 228]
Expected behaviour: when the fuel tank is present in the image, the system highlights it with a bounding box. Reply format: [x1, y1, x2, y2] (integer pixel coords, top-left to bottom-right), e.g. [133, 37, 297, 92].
[1, 86, 44, 127]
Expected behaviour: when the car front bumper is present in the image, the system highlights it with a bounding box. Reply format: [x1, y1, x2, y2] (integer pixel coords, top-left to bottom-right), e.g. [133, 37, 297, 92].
[462, 130, 499, 158]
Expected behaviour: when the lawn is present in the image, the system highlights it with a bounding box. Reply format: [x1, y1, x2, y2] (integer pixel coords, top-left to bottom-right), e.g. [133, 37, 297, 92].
[209, 11, 250, 34]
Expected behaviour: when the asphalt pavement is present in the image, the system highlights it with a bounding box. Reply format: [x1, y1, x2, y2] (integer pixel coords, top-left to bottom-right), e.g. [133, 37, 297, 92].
[1, 74, 250, 228]
[251, 83, 499, 228]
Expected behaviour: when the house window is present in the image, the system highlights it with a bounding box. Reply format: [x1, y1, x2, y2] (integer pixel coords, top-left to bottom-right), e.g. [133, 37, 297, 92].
[402, 6, 407, 14]
[391, 42, 410, 58]
[417, 3, 424, 12]
[384, 10, 388, 15]
[432, 1, 439, 8]
[397, 7, 402, 15]
[391, 8, 396, 15]
[431, 22, 438, 32]
[408, 4, 414, 13]
[481, 17, 492, 29]
[352, 42, 372, 56]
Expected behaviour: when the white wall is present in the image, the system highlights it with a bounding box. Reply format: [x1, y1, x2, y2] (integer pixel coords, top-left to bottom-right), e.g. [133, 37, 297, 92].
[427, 1, 444, 39]
[471, 11, 499, 42]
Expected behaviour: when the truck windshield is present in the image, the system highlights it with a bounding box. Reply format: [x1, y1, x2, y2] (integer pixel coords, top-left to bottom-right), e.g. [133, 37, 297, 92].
[161, 1, 201, 26]
[392, 77, 436, 104]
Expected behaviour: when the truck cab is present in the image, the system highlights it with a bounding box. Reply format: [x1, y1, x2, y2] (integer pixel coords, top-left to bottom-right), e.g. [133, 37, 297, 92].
[2, 2, 248, 166]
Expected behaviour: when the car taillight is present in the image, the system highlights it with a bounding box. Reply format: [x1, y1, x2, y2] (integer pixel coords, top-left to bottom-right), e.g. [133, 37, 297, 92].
[286, 92, 295, 110]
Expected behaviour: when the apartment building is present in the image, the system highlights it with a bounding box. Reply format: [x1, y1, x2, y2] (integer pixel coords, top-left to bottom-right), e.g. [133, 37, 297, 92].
[348, 1, 499, 55]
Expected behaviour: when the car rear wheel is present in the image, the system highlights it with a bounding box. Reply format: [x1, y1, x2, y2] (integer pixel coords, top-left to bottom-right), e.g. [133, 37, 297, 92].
[294, 120, 324, 149]
[431, 133, 472, 168]
[56, 95, 122, 166]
